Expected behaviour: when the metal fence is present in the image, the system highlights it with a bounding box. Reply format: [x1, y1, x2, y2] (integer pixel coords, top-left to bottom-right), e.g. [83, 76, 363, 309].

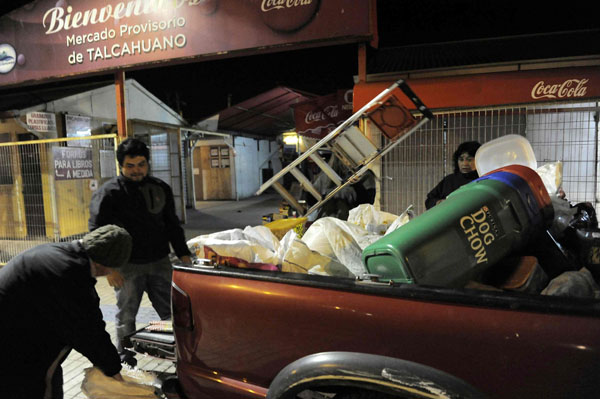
[380, 100, 600, 216]
[0, 134, 118, 264]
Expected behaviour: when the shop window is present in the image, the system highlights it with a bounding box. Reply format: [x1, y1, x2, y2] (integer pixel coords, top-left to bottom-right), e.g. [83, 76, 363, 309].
[210, 145, 230, 168]
[150, 133, 169, 172]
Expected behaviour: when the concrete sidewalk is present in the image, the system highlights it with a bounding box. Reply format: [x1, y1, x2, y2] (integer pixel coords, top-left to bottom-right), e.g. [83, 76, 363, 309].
[184, 192, 281, 239]
[62, 192, 282, 398]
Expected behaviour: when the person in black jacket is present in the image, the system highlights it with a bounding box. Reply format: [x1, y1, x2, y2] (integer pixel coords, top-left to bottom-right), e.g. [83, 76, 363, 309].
[0, 224, 132, 399]
[89, 137, 192, 366]
[425, 141, 481, 210]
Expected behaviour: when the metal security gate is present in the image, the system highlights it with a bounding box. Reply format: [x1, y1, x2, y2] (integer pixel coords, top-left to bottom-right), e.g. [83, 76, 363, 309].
[0, 134, 118, 264]
[380, 100, 599, 216]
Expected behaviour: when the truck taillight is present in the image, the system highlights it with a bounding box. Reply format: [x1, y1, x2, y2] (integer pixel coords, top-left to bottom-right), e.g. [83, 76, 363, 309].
[172, 283, 194, 330]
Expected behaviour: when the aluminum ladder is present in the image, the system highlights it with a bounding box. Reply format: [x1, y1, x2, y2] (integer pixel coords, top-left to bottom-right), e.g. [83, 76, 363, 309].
[256, 79, 433, 217]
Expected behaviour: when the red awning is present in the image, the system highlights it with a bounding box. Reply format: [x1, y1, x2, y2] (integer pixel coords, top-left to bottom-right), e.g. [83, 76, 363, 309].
[217, 87, 315, 138]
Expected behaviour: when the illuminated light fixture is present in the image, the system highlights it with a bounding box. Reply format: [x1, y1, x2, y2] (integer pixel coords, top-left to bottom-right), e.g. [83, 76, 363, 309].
[283, 133, 299, 145]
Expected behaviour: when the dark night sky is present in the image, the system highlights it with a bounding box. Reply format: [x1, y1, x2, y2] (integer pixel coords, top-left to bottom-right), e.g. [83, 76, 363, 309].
[376, 0, 595, 47]
[1, 0, 597, 123]
[127, 0, 598, 122]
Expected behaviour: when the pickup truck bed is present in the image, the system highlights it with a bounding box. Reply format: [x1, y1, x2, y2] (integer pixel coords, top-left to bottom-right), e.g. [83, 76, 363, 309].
[168, 264, 600, 399]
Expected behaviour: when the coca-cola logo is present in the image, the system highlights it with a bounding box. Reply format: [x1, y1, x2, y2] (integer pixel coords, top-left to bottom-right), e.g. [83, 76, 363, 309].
[531, 79, 589, 100]
[258, 0, 320, 33]
[305, 105, 339, 124]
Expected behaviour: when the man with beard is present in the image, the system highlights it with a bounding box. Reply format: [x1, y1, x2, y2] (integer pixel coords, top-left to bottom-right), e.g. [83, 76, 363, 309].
[89, 138, 191, 367]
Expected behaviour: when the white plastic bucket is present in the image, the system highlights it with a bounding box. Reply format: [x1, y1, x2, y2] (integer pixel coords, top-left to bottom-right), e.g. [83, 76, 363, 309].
[475, 134, 537, 176]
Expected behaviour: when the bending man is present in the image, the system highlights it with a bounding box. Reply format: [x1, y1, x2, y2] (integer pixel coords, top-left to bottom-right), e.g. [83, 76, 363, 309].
[0, 225, 132, 398]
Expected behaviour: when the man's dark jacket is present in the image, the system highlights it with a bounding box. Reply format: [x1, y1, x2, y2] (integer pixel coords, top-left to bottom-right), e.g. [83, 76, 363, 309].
[89, 175, 191, 263]
[0, 241, 121, 398]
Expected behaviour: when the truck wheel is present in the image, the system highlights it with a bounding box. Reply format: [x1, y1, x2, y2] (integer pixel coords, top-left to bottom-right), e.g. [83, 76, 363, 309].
[269, 353, 485, 399]
[334, 390, 398, 399]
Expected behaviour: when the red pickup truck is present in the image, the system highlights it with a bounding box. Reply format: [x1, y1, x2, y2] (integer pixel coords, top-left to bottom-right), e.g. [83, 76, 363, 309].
[144, 261, 600, 399]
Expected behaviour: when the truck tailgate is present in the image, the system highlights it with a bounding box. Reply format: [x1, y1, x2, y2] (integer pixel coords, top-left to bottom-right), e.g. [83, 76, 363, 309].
[172, 266, 600, 399]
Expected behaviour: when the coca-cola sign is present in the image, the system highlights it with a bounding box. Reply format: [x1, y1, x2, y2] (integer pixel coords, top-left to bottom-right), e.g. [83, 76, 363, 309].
[0, 0, 370, 88]
[531, 79, 589, 100]
[294, 90, 352, 139]
[305, 105, 340, 124]
[354, 67, 599, 112]
[258, 0, 320, 32]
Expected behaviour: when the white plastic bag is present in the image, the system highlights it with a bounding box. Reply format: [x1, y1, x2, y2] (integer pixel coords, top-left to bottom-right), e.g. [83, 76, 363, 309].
[187, 225, 352, 276]
[384, 205, 414, 235]
[187, 226, 280, 266]
[80, 367, 158, 399]
[277, 230, 352, 276]
[542, 268, 600, 299]
[188, 225, 279, 253]
[537, 161, 563, 196]
[301, 217, 379, 277]
[347, 204, 399, 235]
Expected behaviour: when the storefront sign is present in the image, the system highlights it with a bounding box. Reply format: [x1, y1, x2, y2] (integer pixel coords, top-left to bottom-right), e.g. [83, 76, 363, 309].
[53, 146, 93, 180]
[26, 111, 57, 132]
[530, 78, 589, 100]
[294, 89, 353, 139]
[0, 0, 373, 87]
[353, 67, 600, 112]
